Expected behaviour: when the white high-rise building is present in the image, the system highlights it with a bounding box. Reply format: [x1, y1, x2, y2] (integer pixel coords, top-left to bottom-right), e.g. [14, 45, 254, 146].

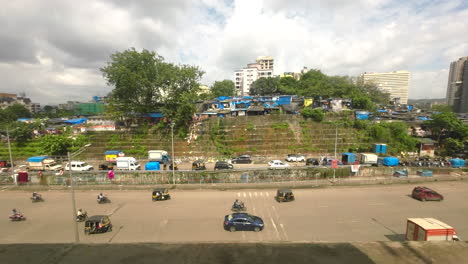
[446, 56, 468, 113]
[234, 57, 274, 95]
[362, 71, 410, 104]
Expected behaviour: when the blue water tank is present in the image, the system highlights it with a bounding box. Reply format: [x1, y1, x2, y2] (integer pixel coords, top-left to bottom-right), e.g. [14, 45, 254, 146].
[145, 161, 160, 171]
[373, 144, 381, 154]
[380, 144, 387, 154]
[450, 158, 466, 168]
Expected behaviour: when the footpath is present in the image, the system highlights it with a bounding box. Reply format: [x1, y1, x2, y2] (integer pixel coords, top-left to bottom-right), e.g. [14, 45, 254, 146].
[2, 173, 467, 191]
[0, 241, 467, 264]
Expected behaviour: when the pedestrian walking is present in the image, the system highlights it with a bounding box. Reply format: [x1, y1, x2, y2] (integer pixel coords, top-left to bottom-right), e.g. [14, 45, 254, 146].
[107, 169, 115, 180]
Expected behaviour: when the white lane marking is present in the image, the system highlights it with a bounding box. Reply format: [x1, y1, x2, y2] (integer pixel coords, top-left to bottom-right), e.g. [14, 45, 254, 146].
[253, 207, 256, 213]
[270, 218, 281, 240]
[260, 192, 263, 197]
[266, 192, 270, 197]
[254, 192, 258, 197]
[280, 223, 289, 241]
[271, 206, 280, 219]
[249, 192, 252, 198]
[237, 192, 240, 197]
[243, 192, 247, 198]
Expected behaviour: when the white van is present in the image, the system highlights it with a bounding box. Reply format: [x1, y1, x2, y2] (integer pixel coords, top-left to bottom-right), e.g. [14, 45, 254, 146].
[64, 161, 94, 171]
[116, 157, 140, 170]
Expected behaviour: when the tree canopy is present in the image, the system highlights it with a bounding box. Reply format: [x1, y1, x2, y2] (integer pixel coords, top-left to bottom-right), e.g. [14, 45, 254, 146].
[101, 48, 204, 131]
[210, 80, 236, 98]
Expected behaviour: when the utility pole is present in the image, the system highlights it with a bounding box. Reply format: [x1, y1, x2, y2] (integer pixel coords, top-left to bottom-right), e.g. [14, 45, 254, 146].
[171, 122, 175, 185]
[333, 124, 338, 181]
[6, 128, 16, 185]
[67, 151, 79, 243]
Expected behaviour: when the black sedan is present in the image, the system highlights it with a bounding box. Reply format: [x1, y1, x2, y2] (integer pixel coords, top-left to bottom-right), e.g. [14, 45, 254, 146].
[223, 213, 264, 232]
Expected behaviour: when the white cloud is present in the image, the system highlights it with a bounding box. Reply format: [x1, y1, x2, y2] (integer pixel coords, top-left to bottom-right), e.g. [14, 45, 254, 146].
[0, 0, 467, 104]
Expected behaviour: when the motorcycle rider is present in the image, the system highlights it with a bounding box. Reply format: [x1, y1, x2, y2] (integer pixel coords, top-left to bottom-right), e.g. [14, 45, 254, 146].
[76, 208, 86, 220]
[233, 199, 243, 209]
[32, 192, 42, 201]
[97, 193, 108, 203]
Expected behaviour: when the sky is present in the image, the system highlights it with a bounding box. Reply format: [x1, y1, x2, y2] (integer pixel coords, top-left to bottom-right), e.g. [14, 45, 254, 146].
[1, 0, 467, 105]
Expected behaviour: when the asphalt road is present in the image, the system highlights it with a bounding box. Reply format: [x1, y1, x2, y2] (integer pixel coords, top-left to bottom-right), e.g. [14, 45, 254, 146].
[1, 181, 467, 244]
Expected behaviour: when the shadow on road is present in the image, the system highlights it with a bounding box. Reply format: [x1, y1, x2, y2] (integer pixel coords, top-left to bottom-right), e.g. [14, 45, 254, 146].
[384, 234, 406, 242]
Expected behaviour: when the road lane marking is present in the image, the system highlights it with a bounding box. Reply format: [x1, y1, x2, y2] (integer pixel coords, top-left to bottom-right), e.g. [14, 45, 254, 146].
[270, 218, 281, 240]
[271, 206, 280, 219]
[266, 192, 270, 197]
[243, 192, 247, 198]
[249, 192, 252, 198]
[237, 192, 240, 197]
[260, 192, 263, 197]
[280, 223, 289, 241]
[254, 192, 258, 197]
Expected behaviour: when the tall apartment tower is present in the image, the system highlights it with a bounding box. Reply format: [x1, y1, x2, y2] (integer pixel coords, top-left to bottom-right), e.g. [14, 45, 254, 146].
[362, 70, 410, 104]
[446, 56, 468, 113]
[256, 56, 274, 70]
[234, 56, 274, 95]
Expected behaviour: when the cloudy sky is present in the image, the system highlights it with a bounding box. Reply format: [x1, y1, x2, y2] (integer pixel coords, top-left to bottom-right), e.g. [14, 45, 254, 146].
[1, 0, 467, 105]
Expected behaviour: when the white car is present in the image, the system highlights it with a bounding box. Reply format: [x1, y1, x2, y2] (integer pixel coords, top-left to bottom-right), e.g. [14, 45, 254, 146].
[268, 160, 290, 169]
[64, 161, 94, 171]
[286, 154, 305, 162]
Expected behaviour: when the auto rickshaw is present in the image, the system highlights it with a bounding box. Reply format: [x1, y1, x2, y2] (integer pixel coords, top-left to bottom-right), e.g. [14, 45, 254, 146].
[275, 188, 295, 203]
[152, 188, 171, 201]
[84, 215, 112, 235]
[192, 160, 206, 170]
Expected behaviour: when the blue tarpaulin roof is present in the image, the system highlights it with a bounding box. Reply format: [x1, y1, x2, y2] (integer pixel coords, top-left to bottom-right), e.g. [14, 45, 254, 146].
[342, 153, 356, 156]
[63, 118, 87, 125]
[17, 118, 32, 121]
[145, 113, 164, 118]
[27, 156, 48, 162]
[377, 109, 388, 113]
[217, 96, 232, 101]
[417, 117, 433, 121]
[104, 150, 122, 155]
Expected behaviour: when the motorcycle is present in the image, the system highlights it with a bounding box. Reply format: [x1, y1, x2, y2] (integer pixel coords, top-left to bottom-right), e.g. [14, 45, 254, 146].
[76, 212, 88, 222]
[31, 196, 44, 203]
[97, 196, 111, 204]
[9, 214, 26, 221]
[231, 202, 247, 212]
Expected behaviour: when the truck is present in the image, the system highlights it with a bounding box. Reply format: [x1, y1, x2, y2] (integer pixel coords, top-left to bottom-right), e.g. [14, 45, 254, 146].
[358, 153, 378, 165]
[116, 157, 140, 170]
[27, 156, 63, 171]
[148, 150, 171, 163]
[406, 218, 460, 241]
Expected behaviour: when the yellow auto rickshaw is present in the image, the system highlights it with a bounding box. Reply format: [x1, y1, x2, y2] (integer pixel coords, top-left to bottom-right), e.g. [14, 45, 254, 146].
[84, 215, 112, 235]
[152, 188, 171, 201]
[192, 160, 206, 170]
[275, 188, 295, 203]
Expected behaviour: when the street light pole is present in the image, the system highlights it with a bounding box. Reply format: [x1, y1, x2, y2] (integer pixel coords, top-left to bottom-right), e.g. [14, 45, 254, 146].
[6, 128, 15, 185]
[67, 151, 79, 243]
[171, 123, 175, 185]
[333, 124, 338, 181]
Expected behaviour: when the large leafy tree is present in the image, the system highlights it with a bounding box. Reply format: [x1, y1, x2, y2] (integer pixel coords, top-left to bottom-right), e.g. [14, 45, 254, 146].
[211, 80, 236, 98]
[424, 112, 467, 143]
[101, 48, 204, 130]
[249, 77, 279, 95]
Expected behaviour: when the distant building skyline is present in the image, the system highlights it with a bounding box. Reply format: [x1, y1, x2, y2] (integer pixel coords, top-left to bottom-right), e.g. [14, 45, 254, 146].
[446, 56, 468, 113]
[362, 71, 410, 105]
[234, 56, 274, 95]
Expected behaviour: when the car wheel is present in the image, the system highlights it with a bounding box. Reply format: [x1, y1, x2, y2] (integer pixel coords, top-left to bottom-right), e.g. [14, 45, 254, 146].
[229, 226, 236, 232]
[421, 197, 426, 202]
[254, 227, 260, 232]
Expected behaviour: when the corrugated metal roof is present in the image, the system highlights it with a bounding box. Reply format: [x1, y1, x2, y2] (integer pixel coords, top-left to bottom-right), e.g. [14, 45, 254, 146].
[408, 218, 454, 230]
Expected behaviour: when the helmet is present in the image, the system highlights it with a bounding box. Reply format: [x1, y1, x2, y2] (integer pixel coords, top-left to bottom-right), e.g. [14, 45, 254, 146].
[78, 208, 82, 211]
[235, 199, 238, 202]
[100, 193, 103, 195]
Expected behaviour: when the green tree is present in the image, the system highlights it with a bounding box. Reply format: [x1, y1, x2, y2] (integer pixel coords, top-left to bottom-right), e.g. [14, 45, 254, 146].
[249, 77, 279, 95]
[211, 80, 236, 98]
[440, 138, 464, 156]
[301, 108, 324, 122]
[424, 112, 467, 143]
[101, 48, 204, 132]
[431, 104, 453, 113]
[278, 77, 298, 95]
[10, 123, 34, 146]
[39, 135, 72, 155]
[351, 95, 374, 110]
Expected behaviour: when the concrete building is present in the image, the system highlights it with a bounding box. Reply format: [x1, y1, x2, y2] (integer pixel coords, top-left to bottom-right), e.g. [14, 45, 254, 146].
[446, 56, 468, 113]
[362, 71, 410, 104]
[0, 92, 40, 113]
[234, 58, 274, 95]
[256, 56, 274, 70]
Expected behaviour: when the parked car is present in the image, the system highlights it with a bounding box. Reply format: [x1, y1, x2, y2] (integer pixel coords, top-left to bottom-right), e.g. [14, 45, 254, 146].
[214, 161, 234, 170]
[306, 158, 320, 166]
[65, 161, 94, 171]
[411, 186, 444, 201]
[231, 155, 252, 164]
[268, 160, 290, 169]
[223, 213, 264, 232]
[286, 154, 305, 162]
